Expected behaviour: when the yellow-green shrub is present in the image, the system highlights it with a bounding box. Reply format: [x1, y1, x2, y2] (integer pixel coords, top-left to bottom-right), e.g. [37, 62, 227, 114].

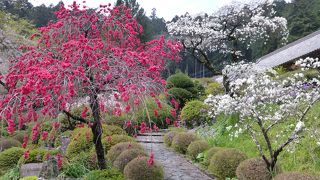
[164, 131, 178, 147]
[20, 176, 38, 180]
[171, 132, 198, 154]
[106, 142, 143, 163]
[102, 134, 135, 153]
[113, 148, 147, 172]
[274, 172, 319, 180]
[204, 147, 224, 166]
[180, 100, 209, 128]
[187, 140, 210, 160]
[0, 147, 24, 176]
[102, 125, 126, 137]
[208, 149, 247, 179]
[205, 82, 225, 96]
[85, 169, 124, 180]
[124, 156, 164, 180]
[66, 127, 93, 158]
[18, 148, 59, 165]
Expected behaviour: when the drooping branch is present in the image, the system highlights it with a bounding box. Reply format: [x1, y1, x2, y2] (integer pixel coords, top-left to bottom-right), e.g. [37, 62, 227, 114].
[62, 110, 88, 124]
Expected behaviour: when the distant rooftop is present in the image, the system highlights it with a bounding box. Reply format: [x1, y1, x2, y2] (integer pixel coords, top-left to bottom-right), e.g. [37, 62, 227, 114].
[256, 30, 320, 68]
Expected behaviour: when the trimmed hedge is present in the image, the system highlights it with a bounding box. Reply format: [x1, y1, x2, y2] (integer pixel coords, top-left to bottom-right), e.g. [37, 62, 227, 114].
[208, 148, 247, 179]
[236, 158, 276, 180]
[103, 134, 135, 153]
[168, 87, 194, 107]
[171, 132, 198, 154]
[106, 142, 144, 163]
[0, 147, 24, 176]
[205, 82, 225, 96]
[180, 100, 209, 128]
[166, 73, 194, 89]
[164, 131, 178, 147]
[85, 169, 124, 180]
[204, 147, 224, 166]
[66, 127, 93, 158]
[187, 140, 210, 160]
[113, 148, 147, 172]
[18, 148, 59, 165]
[124, 156, 164, 180]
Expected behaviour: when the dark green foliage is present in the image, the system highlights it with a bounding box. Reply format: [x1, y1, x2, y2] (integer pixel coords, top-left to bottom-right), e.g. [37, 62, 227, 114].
[180, 100, 210, 128]
[168, 87, 194, 107]
[0, 147, 24, 176]
[69, 150, 98, 170]
[187, 140, 210, 160]
[208, 149, 247, 179]
[236, 158, 276, 180]
[171, 132, 198, 154]
[163, 131, 178, 147]
[274, 172, 319, 180]
[124, 156, 164, 180]
[0, 138, 21, 151]
[106, 142, 144, 163]
[113, 148, 147, 172]
[1, 166, 20, 180]
[167, 73, 195, 89]
[85, 169, 124, 180]
[102, 135, 135, 153]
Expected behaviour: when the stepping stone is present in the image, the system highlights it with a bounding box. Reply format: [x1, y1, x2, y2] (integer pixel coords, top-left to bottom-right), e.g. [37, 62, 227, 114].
[136, 135, 164, 143]
[139, 143, 213, 180]
[20, 163, 43, 178]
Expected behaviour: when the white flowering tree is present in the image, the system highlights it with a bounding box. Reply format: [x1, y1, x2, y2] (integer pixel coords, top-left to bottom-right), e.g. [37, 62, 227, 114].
[167, 0, 288, 73]
[205, 60, 320, 173]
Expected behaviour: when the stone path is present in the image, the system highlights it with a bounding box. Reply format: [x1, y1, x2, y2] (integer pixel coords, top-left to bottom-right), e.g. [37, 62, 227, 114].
[137, 131, 214, 180]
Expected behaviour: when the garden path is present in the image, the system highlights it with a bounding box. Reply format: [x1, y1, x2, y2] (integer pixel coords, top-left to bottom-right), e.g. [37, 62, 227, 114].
[137, 131, 214, 180]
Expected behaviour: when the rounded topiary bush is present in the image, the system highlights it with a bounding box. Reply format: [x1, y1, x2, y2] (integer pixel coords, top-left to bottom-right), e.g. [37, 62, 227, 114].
[274, 172, 319, 180]
[168, 87, 194, 107]
[204, 147, 224, 166]
[0, 138, 21, 151]
[113, 148, 147, 172]
[171, 132, 198, 154]
[103, 134, 135, 153]
[163, 131, 178, 147]
[208, 148, 247, 179]
[180, 100, 209, 128]
[187, 140, 210, 160]
[85, 168, 124, 180]
[0, 147, 24, 175]
[66, 127, 93, 158]
[236, 158, 276, 180]
[124, 156, 164, 180]
[106, 142, 144, 163]
[205, 82, 225, 96]
[102, 124, 126, 137]
[20, 176, 38, 180]
[166, 72, 194, 89]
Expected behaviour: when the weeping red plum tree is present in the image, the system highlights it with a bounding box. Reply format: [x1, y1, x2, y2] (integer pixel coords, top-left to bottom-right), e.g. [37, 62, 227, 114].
[0, 2, 181, 169]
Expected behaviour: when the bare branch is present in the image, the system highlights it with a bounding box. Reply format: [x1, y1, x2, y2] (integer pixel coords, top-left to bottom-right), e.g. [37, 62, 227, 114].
[62, 110, 88, 124]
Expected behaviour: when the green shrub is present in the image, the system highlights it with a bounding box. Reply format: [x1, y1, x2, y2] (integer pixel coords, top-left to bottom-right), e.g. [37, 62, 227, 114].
[20, 176, 38, 180]
[0, 147, 24, 176]
[106, 142, 144, 163]
[164, 131, 178, 147]
[168, 87, 194, 107]
[236, 158, 276, 180]
[180, 100, 209, 128]
[204, 147, 224, 166]
[102, 125, 126, 137]
[114, 148, 147, 172]
[171, 132, 198, 154]
[69, 150, 98, 170]
[208, 148, 247, 180]
[168, 127, 187, 132]
[85, 169, 124, 180]
[124, 156, 164, 180]
[0, 166, 20, 180]
[135, 97, 174, 129]
[274, 172, 319, 180]
[0, 138, 21, 152]
[187, 140, 210, 160]
[102, 134, 135, 153]
[166, 73, 194, 89]
[66, 127, 93, 158]
[105, 115, 127, 127]
[18, 148, 59, 165]
[193, 80, 205, 97]
[205, 82, 225, 96]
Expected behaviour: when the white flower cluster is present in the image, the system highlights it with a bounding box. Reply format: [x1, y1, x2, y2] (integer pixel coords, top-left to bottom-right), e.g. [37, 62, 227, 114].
[205, 59, 320, 147]
[295, 57, 320, 70]
[167, 0, 288, 59]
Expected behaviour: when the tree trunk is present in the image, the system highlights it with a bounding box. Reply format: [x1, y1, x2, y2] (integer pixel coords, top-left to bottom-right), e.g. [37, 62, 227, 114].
[89, 93, 106, 169]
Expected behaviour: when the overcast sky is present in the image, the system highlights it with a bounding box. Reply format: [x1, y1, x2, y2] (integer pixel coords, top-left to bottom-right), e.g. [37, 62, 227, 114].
[29, 0, 234, 21]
